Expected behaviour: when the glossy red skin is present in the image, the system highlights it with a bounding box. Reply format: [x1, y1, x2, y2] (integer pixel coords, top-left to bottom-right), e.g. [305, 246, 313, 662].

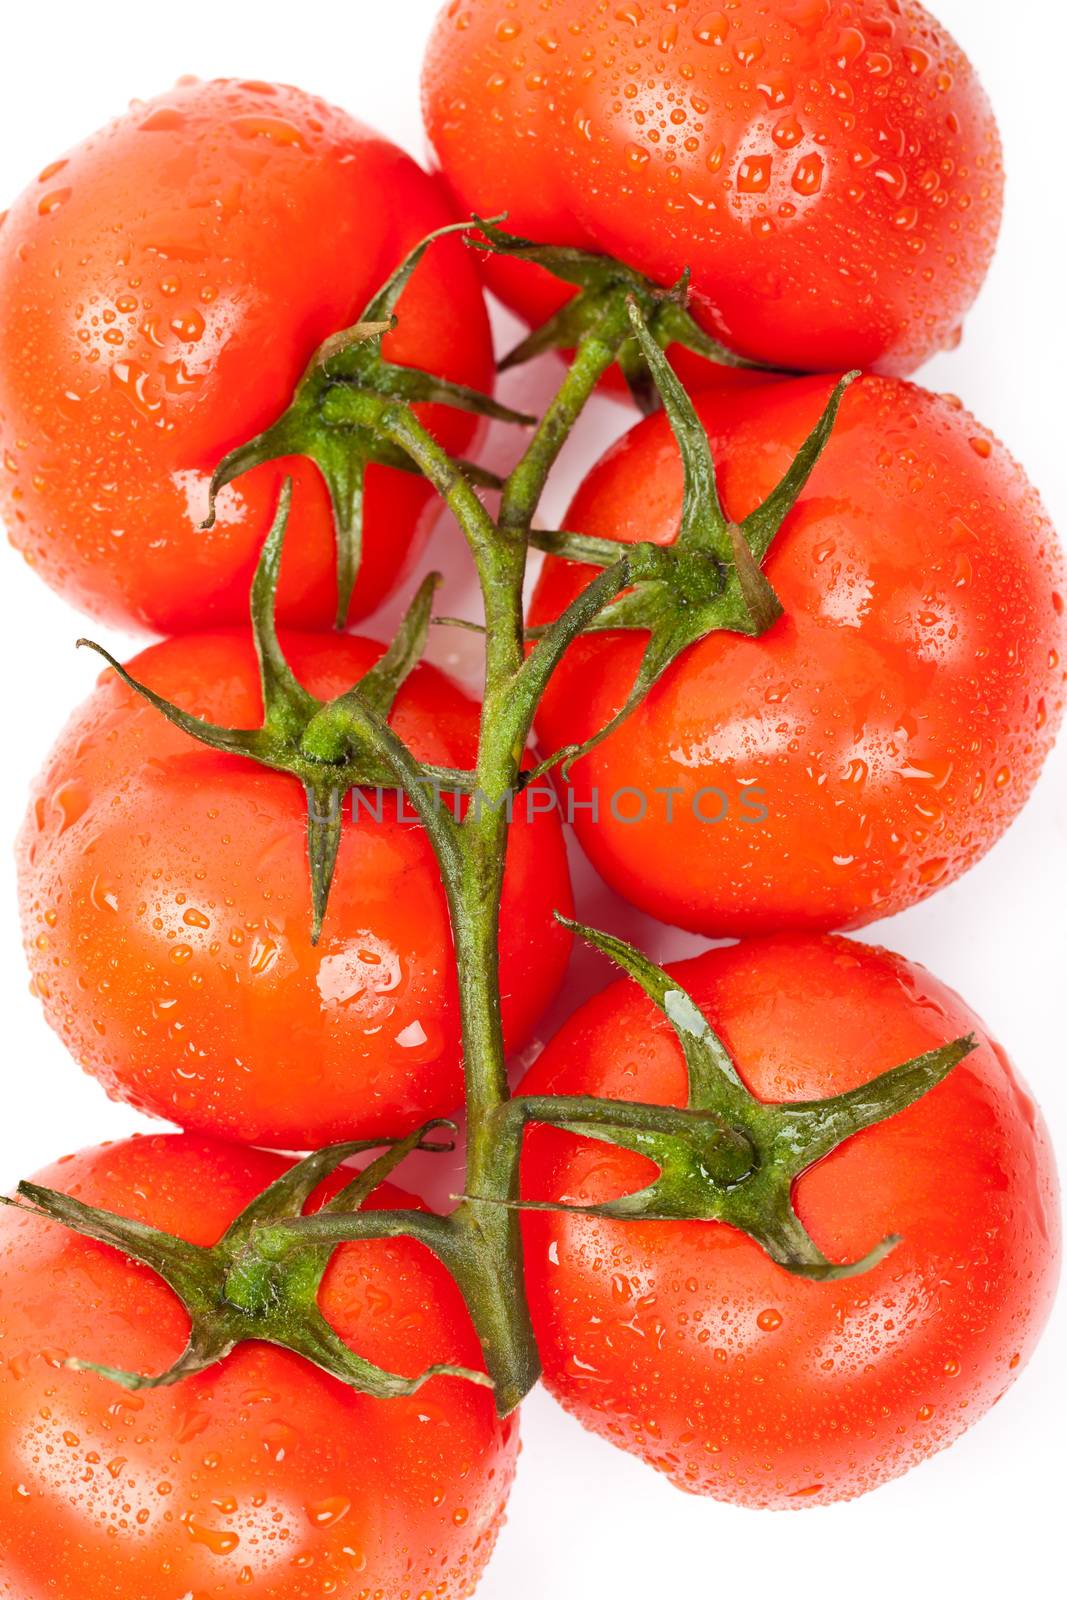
[18, 631, 573, 1147]
[520, 934, 1060, 1508]
[0, 77, 494, 632]
[423, 0, 1003, 376]
[0, 1135, 518, 1598]
[530, 375, 1067, 935]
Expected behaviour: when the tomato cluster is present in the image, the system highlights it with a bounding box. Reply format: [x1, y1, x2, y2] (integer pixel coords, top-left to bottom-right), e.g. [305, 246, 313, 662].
[0, 4, 1063, 1597]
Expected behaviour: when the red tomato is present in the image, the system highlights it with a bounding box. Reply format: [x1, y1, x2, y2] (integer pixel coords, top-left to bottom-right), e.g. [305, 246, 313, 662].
[0, 77, 494, 632]
[423, 0, 1003, 376]
[18, 631, 573, 1147]
[529, 374, 1066, 934]
[0, 1134, 518, 1597]
[519, 934, 1060, 1507]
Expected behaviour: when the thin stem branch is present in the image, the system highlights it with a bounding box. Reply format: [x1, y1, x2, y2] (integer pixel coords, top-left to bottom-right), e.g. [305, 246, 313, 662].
[497, 299, 633, 537]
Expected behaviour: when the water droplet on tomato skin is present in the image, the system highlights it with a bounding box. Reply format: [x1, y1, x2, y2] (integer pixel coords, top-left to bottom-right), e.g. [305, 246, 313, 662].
[169, 309, 206, 344]
[833, 28, 866, 69]
[37, 188, 72, 217]
[693, 9, 728, 45]
[185, 1515, 241, 1557]
[138, 106, 188, 134]
[731, 33, 764, 66]
[306, 1496, 352, 1529]
[260, 1419, 300, 1462]
[737, 154, 773, 194]
[783, 0, 831, 33]
[874, 162, 909, 202]
[229, 114, 310, 151]
[792, 154, 824, 196]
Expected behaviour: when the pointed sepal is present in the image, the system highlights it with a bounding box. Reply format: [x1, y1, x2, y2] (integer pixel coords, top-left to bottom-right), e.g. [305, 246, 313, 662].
[2, 1128, 488, 1398]
[468, 221, 762, 394]
[506, 923, 976, 1285]
[528, 331, 857, 782]
[79, 497, 466, 945]
[741, 371, 859, 561]
[200, 217, 522, 626]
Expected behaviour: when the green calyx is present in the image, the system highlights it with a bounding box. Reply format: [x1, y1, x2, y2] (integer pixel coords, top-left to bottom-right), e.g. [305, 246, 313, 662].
[0, 1126, 490, 1397]
[469, 219, 767, 412]
[500, 918, 976, 1282]
[202, 218, 533, 627]
[528, 317, 859, 783]
[79, 482, 470, 945]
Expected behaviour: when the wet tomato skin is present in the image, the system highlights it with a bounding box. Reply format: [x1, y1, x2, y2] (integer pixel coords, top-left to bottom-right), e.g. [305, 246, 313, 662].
[529, 374, 1067, 935]
[423, 0, 1003, 375]
[519, 934, 1060, 1508]
[0, 77, 494, 633]
[0, 1134, 518, 1599]
[18, 631, 574, 1148]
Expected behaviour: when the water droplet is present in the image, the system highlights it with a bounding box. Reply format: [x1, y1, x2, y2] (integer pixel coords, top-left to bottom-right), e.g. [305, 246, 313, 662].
[52, 781, 89, 832]
[261, 1420, 298, 1461]
[833, 27, 866, 68]
[693, 9, 728, 45]
[737, 154, 773, 193]
[396, 1020, 428, 1049]
[783, 0, 830, 31]
[231, 115, 309, 151]
[734, 35, 765, 66]
[874, 162, 908, 202]
[38, 188, 72, 217]
[306, 1496, 351, 1529]
[772, 114, 804, 150]
[250, 933, 280, 977]
[757, 72, 794, 108]
[170, 310, 205, 344]
[110, 360, 163, 421]
[139, 107, 187, 132]
[186, 1517, 240, 1557]
[89, 876, 120, 914]
[757, 1308, 783, 1332]
[792, 154, 824, 196]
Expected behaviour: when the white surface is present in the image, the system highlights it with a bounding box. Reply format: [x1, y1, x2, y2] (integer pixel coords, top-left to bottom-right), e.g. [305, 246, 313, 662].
[0, 2, 1063, 1596]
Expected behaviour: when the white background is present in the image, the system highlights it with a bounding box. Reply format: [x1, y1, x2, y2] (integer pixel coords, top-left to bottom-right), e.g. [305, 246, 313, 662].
[0, 3, 1063, 1596]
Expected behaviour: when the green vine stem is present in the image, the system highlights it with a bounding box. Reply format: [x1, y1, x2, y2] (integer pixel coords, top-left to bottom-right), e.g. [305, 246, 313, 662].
[13, 223, 976, 1420]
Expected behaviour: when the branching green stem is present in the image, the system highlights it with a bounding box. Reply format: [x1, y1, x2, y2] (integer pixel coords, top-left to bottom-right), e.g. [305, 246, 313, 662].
[24, 226, 975, 1423]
